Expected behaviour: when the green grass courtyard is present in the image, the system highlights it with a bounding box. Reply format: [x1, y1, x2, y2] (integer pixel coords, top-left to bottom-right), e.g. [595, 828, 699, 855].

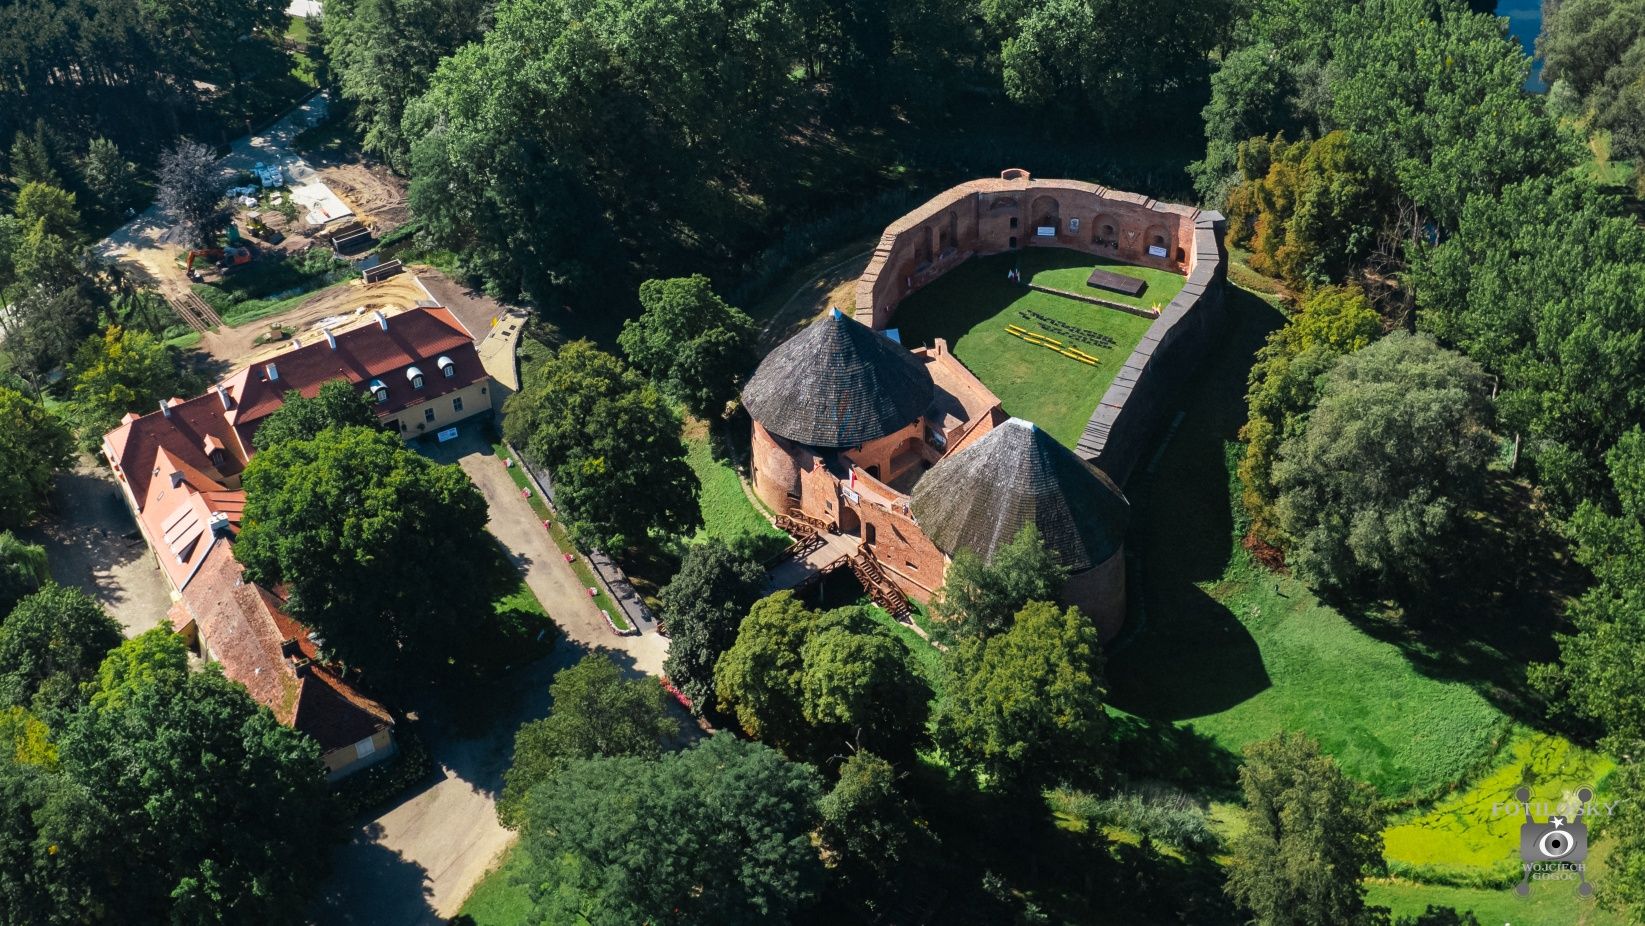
[892, 248, 1177, 447]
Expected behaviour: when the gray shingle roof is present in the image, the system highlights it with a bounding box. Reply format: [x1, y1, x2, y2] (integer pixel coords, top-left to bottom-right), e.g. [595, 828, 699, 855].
[742, 309, 934, 449]
[911, 418, 1129, 571]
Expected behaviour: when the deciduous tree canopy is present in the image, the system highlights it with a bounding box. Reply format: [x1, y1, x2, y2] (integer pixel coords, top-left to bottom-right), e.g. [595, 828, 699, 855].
[235, 425, 495, 679]
[1414, 175, 1645, 509]
[1224, 732, 1384, 926]
[933, 600, 1107, 792]
[498, 654, 680, 828]
[1274, 332, 1494, 598]
[1239, 285, 1381, 547]
[503, 341, 699, 551]
[518, 734, 824, 926]
[657, 538, 767, 711]
[932, 523, 1069, 639]
[715, 593, 930, 760]
[0, 388, 74, 529]
[251, 379, 378, 451]
[620, 275, 755, 419]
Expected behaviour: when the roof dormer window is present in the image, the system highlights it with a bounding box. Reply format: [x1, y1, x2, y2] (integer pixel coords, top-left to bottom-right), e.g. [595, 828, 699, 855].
[438, 355, 456, 379]
[369, 379, 389, 404]
[406, 366, 425, 390]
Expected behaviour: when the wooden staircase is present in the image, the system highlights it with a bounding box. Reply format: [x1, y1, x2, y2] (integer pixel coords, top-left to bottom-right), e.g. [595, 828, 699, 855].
[851, 550, 912, 619]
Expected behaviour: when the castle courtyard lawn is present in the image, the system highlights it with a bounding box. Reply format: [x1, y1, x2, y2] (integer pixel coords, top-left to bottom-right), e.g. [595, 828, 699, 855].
[892, 249, 1168, 448]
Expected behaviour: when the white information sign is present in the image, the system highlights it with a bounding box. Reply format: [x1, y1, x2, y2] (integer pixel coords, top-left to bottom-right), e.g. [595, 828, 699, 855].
[436, 426, 460, 443]
[1147, 244, 1169, 258]
[1036, 226, 1056, 237]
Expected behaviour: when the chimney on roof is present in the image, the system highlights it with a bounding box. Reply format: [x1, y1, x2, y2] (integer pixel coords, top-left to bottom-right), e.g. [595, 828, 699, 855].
[280, 638, 300, 658]
[374, 310, 388, 331]
[215, 384, 234, 410]
[265, 362, 279, 382]
[291, 657, 312, 678]
[290, 338, 302, 350]
[207, 511, 232, 537]
[324, 327, 337, 350]
[159, 399, 172, 419]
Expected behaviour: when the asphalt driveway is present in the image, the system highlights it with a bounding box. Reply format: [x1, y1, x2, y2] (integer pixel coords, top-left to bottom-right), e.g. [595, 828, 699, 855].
[311, 429, 669, 924]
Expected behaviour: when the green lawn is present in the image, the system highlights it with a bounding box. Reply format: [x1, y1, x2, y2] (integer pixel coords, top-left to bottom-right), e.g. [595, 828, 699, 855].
[681, 418, 786, 552]
[458, 848, 535, 925]
[892, 249, 1162, 447]
[1106, 280, 1630, 921]
[1367, 878, 1628, 926]
[1106, 287, 1509, 801]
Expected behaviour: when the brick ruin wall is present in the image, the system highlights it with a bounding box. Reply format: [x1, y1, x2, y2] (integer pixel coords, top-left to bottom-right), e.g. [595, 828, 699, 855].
[854, 171, 1227, 485]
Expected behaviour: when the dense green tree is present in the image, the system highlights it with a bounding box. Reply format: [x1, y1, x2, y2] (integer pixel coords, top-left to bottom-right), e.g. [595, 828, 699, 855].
[9, 124, 62, 188]
[2, 284, 102, 386]
[7, 183, 83, 296]
[620, 275, 755, 419]
[657, 538, 768, 710]
[0, 0, 292, 160]
[79, 139, 138, 217]
[1597, 760, 1645, 911]
[235, 426, 495, 679]
[931, 524, 1068, 638]
[716, 594, 929, 760]
[986, 0, 1234, 123]
[933, 600, 1107, 792]
[0, 584, 122, 719]
[62, 657, 332, 924]
[1533, 429, 1645, 750]
[403, 0, 803, 305]
[1224, 732, 1383, 926]
[0, 753, 117, 925]
[156, 140, 226, 248]
[1414, 174, 1645, 509]
[251, 379, 378, 451]
[1541, 0, 1645, 183]
[1273, 332, 1494, 598]
[66, 326, 201, 449]
[1327, 0, 1575, 230]
[322, 0, 494, 169]
[1191, 0, 1345, 200]
[85, 627, 189, 714]
[0, 388, 74, 529]
[0, 706, 55, 767]
[498, 654, 680, 828]
[1223, 131, 1385, 287]
[0, 531, 49, 617]
[503, 341, 699, 551]
[518, 734, 823, 926]
[818, 750, 931, 910]
[1238, 285, 1381, 547]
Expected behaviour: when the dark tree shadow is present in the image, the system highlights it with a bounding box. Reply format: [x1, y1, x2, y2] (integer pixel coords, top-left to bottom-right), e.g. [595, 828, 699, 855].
[310, 828, 438, 926]
[1330, 477, 1592, 731]
[1108, 287, 1285, 725]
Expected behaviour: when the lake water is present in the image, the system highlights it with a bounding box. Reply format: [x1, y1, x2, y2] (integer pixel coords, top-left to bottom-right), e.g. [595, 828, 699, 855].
[1497, 0, 1546, 90]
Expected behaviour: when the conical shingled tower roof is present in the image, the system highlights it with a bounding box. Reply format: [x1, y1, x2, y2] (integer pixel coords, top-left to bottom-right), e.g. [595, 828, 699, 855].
[911, 418, 1129, 572]
[742, 309, 934, 449]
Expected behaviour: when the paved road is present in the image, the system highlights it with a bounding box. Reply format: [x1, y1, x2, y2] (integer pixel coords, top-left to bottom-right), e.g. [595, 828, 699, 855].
[312, 432, 667, 924]
[18, 457, 172, 637]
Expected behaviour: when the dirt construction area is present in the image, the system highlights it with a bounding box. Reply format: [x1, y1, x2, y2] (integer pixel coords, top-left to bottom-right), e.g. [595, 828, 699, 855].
[200, 272, 435, 369]
[96, 92, 411, 307]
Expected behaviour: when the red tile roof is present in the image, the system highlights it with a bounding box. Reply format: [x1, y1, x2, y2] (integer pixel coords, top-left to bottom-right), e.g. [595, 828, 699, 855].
[104, 307, 484, 512]
[172, 544, 393, 753]
[224, 306, 480, 436]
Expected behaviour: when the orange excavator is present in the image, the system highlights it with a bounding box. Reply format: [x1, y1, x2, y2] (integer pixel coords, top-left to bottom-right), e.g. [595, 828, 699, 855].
[182, 245, 253, 280]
